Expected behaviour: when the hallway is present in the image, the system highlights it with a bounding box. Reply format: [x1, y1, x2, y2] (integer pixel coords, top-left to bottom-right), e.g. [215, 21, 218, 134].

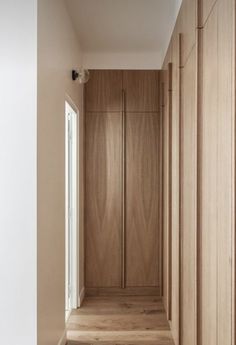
[66, 296, 174, 344]
[2, 0, 235, 344]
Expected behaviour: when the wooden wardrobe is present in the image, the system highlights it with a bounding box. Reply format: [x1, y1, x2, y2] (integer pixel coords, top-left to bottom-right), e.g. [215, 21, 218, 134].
[85, 70, 161, 296]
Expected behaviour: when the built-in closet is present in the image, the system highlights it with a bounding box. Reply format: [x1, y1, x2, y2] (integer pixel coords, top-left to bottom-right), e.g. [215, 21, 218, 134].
[84, 70, 161, 296]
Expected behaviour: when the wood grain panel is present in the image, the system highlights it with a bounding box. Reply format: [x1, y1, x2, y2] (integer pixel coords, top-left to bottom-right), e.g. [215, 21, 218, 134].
[169, 24, 181, 345]
[86, 287, 160, 297]
[180, 0, 197, 65]
[126, 113, 159, 287]
[68, 314, 169, 332]
[161, 69, 170, 312]
[200, 2, 234, 344]
[181, 45, 197, 345]
[68, 332, 174, 345]
[123, 71, 159, 112]
[85, 70, 122, 112]
[201, 7, 218, 345]
[201, 0, 217, 26]
[216, 0, 234, 344]
[67, 296, 174, 345]
[161, 0, 235, 344]
[85, 112, 122, 287]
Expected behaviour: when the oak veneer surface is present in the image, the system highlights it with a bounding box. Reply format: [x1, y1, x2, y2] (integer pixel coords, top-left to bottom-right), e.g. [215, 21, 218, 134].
[85, 70, 161, 292]
[200, 1, 234, 345]
[180, 0, 197, 66]
[201, 6, 219, 345]
[123, 71, 159, 112]
[161, 69, 170, 313]
[66, 296, 174, 345]
[86, 287, 160, 297]
[161, 0, 235, 345]
[181, 45, 197, 345]
[169, 25, 180, 345]
[201, 0, 217, 26]
[85, 70, 122, 112]
[126, 113, 159, 287]
[216, 0, 234, 344]
[85, 112, 122, 287]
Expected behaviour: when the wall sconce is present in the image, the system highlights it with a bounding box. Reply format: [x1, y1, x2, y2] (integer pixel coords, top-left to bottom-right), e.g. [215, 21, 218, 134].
[72, 69, 90, 84]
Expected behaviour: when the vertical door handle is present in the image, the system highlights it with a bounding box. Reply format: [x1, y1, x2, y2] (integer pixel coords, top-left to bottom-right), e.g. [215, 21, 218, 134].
[121, 89, 126, 289]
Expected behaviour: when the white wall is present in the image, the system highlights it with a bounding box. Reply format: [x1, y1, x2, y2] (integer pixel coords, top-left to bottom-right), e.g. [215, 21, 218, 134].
[0, 1, 37, 345]
[83, 51, 162, 69]
[37, 1, 84, 344]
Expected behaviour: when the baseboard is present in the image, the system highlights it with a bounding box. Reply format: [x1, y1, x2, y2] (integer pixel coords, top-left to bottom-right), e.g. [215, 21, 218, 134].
[57, 330, 67, 345]
[85, 286, 160, 297]
[78, 286, 85, 307]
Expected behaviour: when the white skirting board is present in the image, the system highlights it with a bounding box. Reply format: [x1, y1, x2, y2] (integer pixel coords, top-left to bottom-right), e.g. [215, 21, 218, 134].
[57, 330, 67, 345]
[78, 286, 85, 307]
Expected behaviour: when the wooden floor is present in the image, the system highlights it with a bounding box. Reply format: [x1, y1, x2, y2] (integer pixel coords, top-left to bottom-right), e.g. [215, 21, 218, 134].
[66, 296, 174, 345]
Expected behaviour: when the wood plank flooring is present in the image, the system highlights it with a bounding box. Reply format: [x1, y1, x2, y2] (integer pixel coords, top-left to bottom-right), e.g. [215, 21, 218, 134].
[66, 296, 174, 345]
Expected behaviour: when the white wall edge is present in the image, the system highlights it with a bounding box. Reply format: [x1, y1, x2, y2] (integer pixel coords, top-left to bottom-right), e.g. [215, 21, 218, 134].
[57, 330, 67, 345]
[78, 287, 85, 307]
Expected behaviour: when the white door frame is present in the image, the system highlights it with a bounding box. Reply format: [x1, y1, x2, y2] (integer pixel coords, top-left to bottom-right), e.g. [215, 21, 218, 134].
[65, 96, 79, 320]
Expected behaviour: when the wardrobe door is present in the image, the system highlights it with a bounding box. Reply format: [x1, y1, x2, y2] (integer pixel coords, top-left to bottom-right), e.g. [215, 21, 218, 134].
[181, 46, 197, 345]
[85, 70, 122, 112]
[123, 71, 159, 112]
[126, 113, 159, 287]
[85, 112, 122, 287]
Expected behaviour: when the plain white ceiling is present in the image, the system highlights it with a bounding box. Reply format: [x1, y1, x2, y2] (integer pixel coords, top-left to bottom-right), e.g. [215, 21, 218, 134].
[66, 0, 182, 68]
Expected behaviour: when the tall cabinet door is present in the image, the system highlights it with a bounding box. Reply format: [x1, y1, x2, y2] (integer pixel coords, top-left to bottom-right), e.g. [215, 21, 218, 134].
[85, 112, 122, 287]
[85, 70, 123, 288]
[123, 71, 159, 111]
[126, 113, 160, 287]
[85, 70, 122, 112]
[124, 71, 160, 288]
[181, 46, 197, 345]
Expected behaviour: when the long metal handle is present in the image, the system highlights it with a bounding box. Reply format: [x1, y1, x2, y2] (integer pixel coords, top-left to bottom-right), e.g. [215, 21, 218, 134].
[121, 89, 126, 289]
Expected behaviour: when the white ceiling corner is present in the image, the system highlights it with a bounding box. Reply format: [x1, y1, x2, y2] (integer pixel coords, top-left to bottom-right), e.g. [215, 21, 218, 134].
[66, 0, 182, 69]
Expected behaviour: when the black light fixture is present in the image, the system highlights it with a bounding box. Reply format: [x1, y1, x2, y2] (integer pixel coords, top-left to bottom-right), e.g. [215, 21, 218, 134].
[72, 70, 79, 81]
[72, 69, 90, 83]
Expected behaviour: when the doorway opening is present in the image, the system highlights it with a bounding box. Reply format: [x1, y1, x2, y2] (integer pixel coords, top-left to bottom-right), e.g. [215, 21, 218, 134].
[65, 100, 78, 321]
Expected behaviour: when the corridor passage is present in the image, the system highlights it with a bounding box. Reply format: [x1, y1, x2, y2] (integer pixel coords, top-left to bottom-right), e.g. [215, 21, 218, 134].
[66, 296, 174, 344]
